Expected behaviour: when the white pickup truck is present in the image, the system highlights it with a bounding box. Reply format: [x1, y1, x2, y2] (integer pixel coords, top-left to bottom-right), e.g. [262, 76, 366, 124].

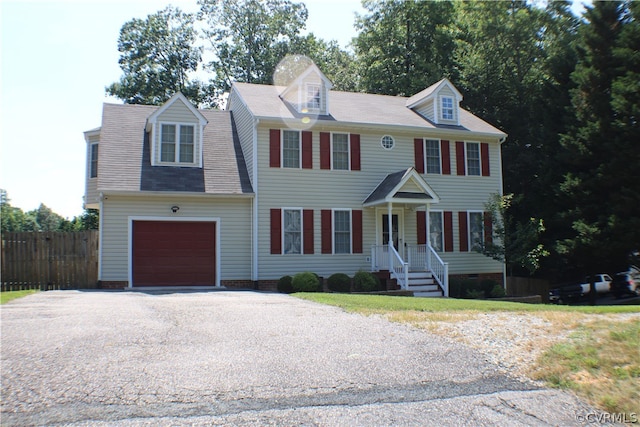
[580, 274, 613, 294]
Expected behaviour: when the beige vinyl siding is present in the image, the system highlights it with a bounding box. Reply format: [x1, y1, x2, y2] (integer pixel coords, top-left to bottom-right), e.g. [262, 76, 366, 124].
[100, 195, 252, 282]
[415, 101, 435, 122]
[228, 90, 255, 185]
[153, 101, 202, 166]
[85, 135, 100, 208]
[255, 124, 503, 279]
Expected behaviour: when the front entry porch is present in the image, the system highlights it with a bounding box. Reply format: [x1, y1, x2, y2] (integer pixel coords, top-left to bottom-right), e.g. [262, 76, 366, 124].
[363, 168, 449, 297]
[371, 244, 449, 297]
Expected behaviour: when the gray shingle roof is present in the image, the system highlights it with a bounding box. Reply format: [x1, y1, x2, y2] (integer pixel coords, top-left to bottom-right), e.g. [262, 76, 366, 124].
[232, 82, 506, 137]
[98, 103, 253, 195]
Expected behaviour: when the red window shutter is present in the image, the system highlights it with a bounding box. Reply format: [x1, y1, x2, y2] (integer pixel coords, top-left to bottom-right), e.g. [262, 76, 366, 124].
[352, 210, 363, 253]
[302, 131, 313, 169]
[414, 138, 425, 173]
[321, 209, 332, 254]
[320, 132, 331, 170]
[350, 134, 361, 171]
[458, 211, 468, 252]
[456, 141, 465, 176]
[444, 211, 453, 252]
[441, 140, 451, 175]
[484, 211, 493, 244]
[270, 209, 282, 254]
[481, 142, 490, 176]
[303, 209, 314, 254]
[417, 211, 427, 245]
[269, 129, 280, 168]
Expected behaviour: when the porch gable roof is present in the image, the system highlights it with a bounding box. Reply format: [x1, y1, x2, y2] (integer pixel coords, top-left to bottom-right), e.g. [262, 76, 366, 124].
[363, 167, 440, 207]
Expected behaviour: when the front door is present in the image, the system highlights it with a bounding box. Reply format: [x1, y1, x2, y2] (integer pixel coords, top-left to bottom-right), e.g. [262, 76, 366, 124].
[382, 214, 399, 248]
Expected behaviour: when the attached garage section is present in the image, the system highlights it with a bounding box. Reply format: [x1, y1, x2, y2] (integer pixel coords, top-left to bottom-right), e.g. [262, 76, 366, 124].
[131, 220, 217, 287]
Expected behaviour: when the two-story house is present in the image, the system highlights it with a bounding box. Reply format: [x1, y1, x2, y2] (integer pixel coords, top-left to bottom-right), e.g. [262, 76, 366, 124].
[84, 63, 506, 296]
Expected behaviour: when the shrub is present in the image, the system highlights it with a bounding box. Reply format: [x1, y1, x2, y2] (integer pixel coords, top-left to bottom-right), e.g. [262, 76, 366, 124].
[465, 289, 484, 299]
[292, 272, 322, 292]
[490, 284, 506, 298]
[277, 275, 293, 294]
[449, 278, 480, 299]
[327, 273, 351, 293]
[480, 279, 499, 298]
[353, 270, 380, 292]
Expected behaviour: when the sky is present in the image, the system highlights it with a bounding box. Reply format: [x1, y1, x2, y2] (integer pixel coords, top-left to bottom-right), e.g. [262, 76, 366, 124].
[0, 0, 365, 219]
[0, 0, 588, 220]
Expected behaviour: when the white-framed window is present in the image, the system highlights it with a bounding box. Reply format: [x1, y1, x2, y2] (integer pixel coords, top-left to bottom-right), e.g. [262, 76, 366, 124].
[333, 209, 351, 254]
[425, 139, 441, 174]
[89, 143, 98, 178]
[305, 83, 321, 110]
[160, 123, 195, 164]
[468, 211, 484, 252]
[282, 130, 301, 168]
[381, 135, 395, 150]
[466, 142, 481, 176]
[441, 96, 454, 121]
[429, 211, 444, 252]
[332, 133, 349, 170]
[283, 209, 302, 254]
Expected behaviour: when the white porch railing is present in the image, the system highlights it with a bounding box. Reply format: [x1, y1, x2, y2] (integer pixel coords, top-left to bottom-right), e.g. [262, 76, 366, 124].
[370, 244, 408, 289]
[389, 245, 409, 289]
[372, 244, 449, 296]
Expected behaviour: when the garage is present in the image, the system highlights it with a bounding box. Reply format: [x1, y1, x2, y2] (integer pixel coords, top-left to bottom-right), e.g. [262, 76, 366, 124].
[132, 220, 216, 287]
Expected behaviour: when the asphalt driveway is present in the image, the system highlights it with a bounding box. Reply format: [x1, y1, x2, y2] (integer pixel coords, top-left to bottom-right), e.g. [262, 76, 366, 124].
[1, 290, 596, 426]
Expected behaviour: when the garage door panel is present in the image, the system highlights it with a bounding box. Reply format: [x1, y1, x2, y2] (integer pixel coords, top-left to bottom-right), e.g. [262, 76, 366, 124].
[132, 221, 216, 287]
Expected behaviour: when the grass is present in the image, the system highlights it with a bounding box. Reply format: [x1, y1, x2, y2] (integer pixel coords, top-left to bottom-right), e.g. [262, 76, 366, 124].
[1, 290, 38, 304]
[295, 292, 640, 314]
[296, 293, 640, 416]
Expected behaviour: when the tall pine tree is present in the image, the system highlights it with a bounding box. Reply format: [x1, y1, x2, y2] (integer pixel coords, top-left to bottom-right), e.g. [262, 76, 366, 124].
[557, 1, 640, 275]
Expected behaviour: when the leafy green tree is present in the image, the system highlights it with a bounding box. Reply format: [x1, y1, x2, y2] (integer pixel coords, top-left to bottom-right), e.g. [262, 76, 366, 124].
[106, 6, 204, 105]
[198, 0, 308, 103]
[556, 1, 640, 274]
[353, 0, 455, 96]
[286, 35, 357, 91]
[481, 194, 549, 276]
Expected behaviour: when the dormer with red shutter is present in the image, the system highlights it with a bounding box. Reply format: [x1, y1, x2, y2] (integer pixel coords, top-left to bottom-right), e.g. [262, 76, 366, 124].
[279, 63, 333, 116]
[406, 78, 463, 126]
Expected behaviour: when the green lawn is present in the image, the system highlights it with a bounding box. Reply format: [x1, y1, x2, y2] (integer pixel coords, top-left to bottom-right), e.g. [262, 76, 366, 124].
[296, 293, 640, 416]
[295, 292, 640, 314]
[1, 290, 38, 304]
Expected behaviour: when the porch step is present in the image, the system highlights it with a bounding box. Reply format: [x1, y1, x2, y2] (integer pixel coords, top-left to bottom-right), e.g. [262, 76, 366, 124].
[407, 272, 443, 297]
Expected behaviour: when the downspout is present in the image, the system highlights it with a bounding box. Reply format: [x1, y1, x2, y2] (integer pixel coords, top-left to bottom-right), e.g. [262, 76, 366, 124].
[252, 118, 260, 286]
[498, 135, 507, 289]
[98, 192, 104, 283]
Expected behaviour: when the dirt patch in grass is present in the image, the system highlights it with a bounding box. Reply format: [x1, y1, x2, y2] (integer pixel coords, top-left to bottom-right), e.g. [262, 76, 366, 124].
[530, 319, 640, 415]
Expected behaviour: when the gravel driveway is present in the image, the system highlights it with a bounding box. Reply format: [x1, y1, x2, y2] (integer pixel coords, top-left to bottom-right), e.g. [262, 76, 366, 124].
[1, 290, 597, 426]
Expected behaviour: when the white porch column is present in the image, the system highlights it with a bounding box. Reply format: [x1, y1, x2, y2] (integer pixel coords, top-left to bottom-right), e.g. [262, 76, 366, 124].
[387, 202, 393, 247]
[425, 203, 431, 270]
[387, 202, 393, 272]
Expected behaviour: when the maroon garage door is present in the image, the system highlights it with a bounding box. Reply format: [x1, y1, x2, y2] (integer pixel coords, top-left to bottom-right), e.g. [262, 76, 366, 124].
[132, 221, 216, 286]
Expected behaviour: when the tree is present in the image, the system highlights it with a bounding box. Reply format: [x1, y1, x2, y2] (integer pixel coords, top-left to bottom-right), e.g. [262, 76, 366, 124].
[556, 1, 640, 275]
[106, 6, 204, 105]
[198, 0, 308, 104]
[481, 194, 549, 276]
[353, 0, 455, 96]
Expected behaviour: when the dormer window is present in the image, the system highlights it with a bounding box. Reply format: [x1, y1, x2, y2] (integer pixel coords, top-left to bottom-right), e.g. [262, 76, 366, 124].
[305, 83, 321, 110]
[160, 123, 195, 164]
[441, 96, 454, 121]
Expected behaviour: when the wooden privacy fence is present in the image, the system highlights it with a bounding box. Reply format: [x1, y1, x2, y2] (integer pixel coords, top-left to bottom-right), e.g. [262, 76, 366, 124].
[506, 276, 551, 303]
[1, 231, 99, 291]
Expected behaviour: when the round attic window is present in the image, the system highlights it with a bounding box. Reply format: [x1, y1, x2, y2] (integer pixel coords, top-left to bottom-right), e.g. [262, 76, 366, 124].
[381, 135, 395, 150]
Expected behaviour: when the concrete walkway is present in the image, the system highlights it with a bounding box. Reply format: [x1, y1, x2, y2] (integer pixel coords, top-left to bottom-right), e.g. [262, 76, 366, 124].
[1, 291, 596, 426]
